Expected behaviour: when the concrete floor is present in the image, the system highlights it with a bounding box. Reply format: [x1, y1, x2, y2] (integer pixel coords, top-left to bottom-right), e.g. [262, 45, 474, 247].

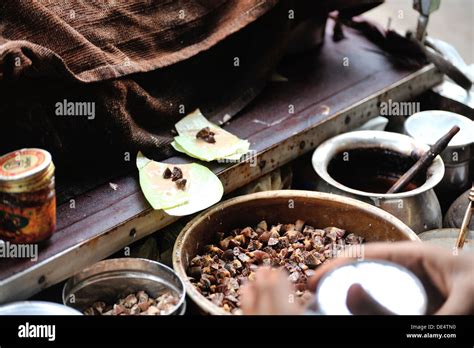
[364, 0, 474, 63]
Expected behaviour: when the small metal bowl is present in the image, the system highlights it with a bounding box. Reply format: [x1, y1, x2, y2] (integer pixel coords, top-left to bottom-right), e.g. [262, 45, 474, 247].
[63, 258, 186, 315]
[418, 228, 473, 251]
[0, 301, 82, 315]
[405, 110, 474, 194]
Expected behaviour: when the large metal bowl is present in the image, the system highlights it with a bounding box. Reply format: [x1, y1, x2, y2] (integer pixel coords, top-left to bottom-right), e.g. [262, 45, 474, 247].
[173, 190, 419, 315]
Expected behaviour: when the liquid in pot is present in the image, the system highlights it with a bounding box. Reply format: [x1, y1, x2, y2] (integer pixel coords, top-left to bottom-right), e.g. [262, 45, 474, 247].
[327, 148, 425, 194]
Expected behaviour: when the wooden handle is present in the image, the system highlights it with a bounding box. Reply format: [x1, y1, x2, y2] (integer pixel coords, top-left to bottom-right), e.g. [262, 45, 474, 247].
[387, 125, 460, 194]
[456, 186, 474, 249]
[455, 202, 473, 250]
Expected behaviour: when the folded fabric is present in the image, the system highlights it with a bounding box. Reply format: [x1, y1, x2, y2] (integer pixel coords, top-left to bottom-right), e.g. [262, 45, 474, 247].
[0, 0, 384, 176]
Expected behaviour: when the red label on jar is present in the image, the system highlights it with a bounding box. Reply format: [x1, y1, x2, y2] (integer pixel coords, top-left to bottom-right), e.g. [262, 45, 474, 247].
[0, 196, 56, 243]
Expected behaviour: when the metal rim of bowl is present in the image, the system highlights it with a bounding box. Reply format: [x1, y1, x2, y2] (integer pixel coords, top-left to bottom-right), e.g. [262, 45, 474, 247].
[0, 301, 83, 315]
[172, 190, 420, 315]
[312, 130, 445, 199]
[62, 258, 186, 315]
[405, 110, 474, 148]
[418, 228, 474, 244]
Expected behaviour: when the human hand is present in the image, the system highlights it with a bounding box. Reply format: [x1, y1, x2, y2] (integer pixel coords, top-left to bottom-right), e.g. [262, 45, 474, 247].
[240, 266, 304, 315]
[308, 242, 474, 315]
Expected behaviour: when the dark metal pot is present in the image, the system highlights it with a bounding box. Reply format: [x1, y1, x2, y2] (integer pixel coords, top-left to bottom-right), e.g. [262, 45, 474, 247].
[312, 131, 445, 233]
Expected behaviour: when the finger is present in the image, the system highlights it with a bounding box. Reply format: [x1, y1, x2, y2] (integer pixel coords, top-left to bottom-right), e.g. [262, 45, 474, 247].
[240, 283, 257, 315]
[254, 267, 280, 315]
[307, 244, 365, 291]
[346, 283, 394, 315]
[351, 242, 455, 297]
[252, 267, 302, 315]
[308, 242, 451, 295]
[268, 271, 287, 315]
[307, 258, 351, 291]
[270, 269, 302, 315]
[307, 242, 426, 292]
[352, 242, 425, 264]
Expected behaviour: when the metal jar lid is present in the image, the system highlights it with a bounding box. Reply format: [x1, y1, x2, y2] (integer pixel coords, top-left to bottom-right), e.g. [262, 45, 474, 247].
[0, 148, 54, 193]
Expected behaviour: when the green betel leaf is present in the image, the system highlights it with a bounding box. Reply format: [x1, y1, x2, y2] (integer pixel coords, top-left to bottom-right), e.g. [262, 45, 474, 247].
[137, 152, 223, 216]
[173, 136, 248, 162]
[136, 151, 152, 170]
[139, 160, 189, 210]
[225, 140, 251, 159]
[174, 109, 211, 135]
[222, 152, 245, 161]
[171, 139, 211, 162]
[173, 109, 250, 161]
[172, 141, 248, 162]
[163, 163, 224, 216]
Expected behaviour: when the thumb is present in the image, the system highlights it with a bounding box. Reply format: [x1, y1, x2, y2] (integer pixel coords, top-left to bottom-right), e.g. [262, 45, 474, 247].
[346, 283, 394, 315]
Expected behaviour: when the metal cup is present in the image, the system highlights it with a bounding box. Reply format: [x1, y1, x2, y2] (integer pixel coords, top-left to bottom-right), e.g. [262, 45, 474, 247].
[405, 110, 474, 204]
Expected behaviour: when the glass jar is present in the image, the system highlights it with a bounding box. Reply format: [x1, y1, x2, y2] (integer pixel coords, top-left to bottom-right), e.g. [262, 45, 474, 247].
[0, 148, 56, 243]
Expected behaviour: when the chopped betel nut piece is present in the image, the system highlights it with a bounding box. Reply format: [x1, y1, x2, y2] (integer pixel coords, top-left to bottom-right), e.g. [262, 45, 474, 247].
[188, 220, 364, 314]
[196, 126, 216, 144]
[175, 178, 187, 190]
[162, 167, 172, 179]
[171, 109, 250, 162]
[171, 167, 183, 181]
[84, 291, 179, 316]
[161, 166, 186, 190]
[136, 152, 223, 216]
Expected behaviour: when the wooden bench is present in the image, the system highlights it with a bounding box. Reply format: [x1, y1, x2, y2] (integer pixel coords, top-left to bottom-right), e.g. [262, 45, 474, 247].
[0, 21, 443, 303]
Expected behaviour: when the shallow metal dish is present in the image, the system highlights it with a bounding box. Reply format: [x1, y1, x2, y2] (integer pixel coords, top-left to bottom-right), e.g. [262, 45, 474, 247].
[173, 190, 419, 315]
[418, 228, 473, 251]
[63, 258, 186, 315]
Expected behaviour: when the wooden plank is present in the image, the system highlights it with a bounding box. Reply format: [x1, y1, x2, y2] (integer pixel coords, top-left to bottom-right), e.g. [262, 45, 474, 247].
[0, 22, 443, 303]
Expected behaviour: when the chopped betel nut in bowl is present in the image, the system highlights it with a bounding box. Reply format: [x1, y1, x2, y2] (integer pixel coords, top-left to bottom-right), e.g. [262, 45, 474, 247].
[63, 258, 186, 316]
[189, 220, 365, 314]
[83, 290, 179, 316]
[173, 190, 420, 315]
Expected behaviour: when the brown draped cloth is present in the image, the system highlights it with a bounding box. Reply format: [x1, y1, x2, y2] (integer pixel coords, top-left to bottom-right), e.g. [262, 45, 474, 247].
[0, 0, 383, 174]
